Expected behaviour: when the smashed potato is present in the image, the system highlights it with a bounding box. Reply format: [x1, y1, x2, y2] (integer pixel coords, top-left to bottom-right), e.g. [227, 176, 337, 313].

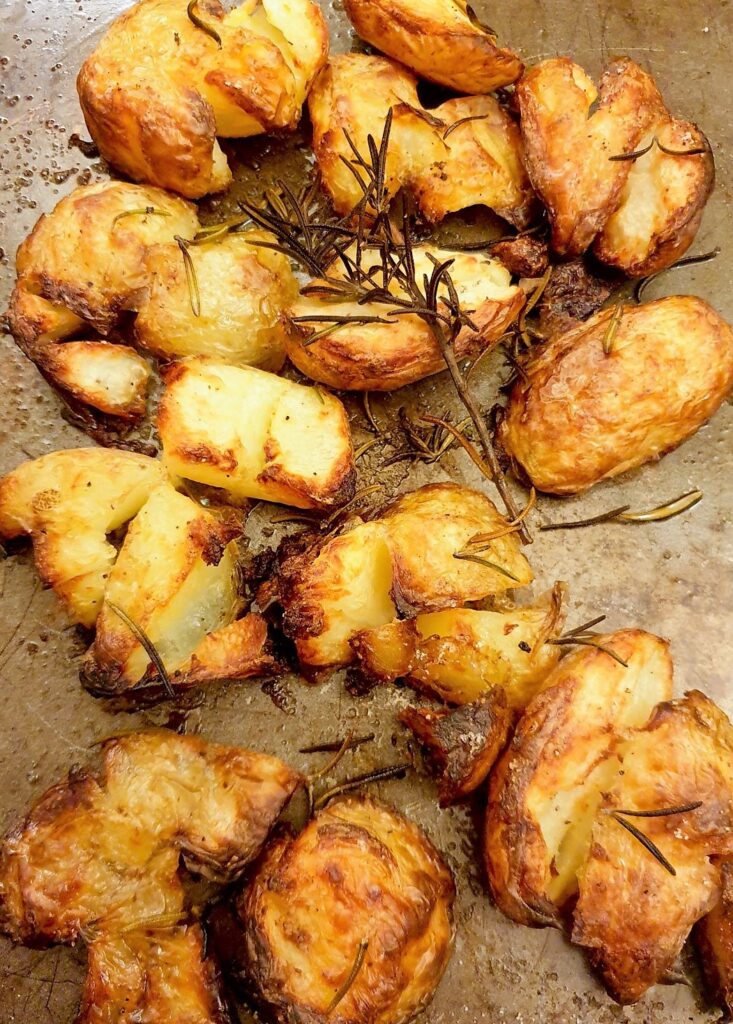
[286, 245, 523, 391]
[573, 691, 733, 1004]
[40, 340, 152, 420]
[77, 0, 329, 198]
[269, 483, 533, 668]
[499, 296, 733, 495]
[351, 585, 565, 707]
[238, 796, 454, 1024]
[158, 357, 355, 509]
[696, 861, 733, 1017]
[343, 0, 522, 93]
[485, 630, 673, 926]
[135, 230, 298, 370]
[0, 448, 167, 626]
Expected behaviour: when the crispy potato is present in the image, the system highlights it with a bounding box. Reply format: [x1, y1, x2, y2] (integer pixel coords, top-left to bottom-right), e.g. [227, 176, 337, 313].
[351, 584, 565, 707]
[238, 795, 455, 1024]
[81, 483, 275, 693]
[40, 340, 152, 420]
[271, 483, 533, 669]
[594, 118, 714, 276]
[158, 357, 355, 509]
[499, 296, 733, 495]
[135, 230, 298, 370]
[343, 0, 522, 93]
[517, 57, 664, 255]
[0, 448, 167, 626]
[573, 691, 733, 1004]
[401, 691, 512, 806]
[485, 630, 673, 926]
[491, 235, 549, 279]
[77, 0, 329, 198]
[286, 245, 523, 390]
[695, 861, 733, 1016]
[537, 258, 617, 338]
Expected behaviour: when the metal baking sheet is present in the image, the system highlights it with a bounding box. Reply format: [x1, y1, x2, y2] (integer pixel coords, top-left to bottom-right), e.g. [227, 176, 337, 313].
[1, 0, 732, 1021]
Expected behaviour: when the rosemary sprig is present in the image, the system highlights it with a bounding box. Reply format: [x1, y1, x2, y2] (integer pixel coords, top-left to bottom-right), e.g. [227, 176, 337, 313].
[313, 762, 410, 811]
[634, 247, 720, 303]
[175, 236, 201, 317]
[111, 206, 170, 229]
[452, 550, 520, 581]
[354, 437, 385, 461]
[443, 114, 489, 141]
[611, 801, 703, 818]
[546, 633, 628, 668]
[326, 940, 369, 1013]
[362, 392, 381, 433]
[186, 0, 222, 47]
[300, 733, 375, 754]
[609, 813, 676, 875]
[602, 301, 624, 355]
[106, 602, 176, 700]
[308, 731, 357, 782]
[609, 136, 709, 162]
[540, 489, 702, 531]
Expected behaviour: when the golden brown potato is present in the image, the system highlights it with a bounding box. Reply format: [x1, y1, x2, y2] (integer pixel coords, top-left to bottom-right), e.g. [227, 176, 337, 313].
[485, 630, 673, 927]
[517, 57, 664, 255]
[238, 796, 455, 1024]
[135, 230, 298, 370]
[158, 357, 355, 510]
[573, 691, 733, 1004]
[81, 483, 275, 693]
[400, 691, 512, 806]
[351, 584, 565, 708]
[594, 118, 714, 276]
[286, 245, 523, 391]
[270, 482, 533, 669]
[40, 340, 152, 420]
[343, 0, 522, 94]
[0, 448, 167, 626]
[77, 0, 329, 198]
[695, 861, 733, 1016]
[499, 296, 733, 495]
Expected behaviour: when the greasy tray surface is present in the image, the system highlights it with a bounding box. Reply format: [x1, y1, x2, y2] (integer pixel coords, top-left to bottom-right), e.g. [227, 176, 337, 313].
[0, 0, 732, 1021]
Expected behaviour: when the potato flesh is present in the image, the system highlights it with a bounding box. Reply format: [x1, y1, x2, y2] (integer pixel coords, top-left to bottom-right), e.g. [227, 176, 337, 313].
[43, 340, 151, 418]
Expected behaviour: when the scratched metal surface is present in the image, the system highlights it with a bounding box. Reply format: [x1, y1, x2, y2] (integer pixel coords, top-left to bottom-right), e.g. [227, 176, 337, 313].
[1, 0, 732, 1021]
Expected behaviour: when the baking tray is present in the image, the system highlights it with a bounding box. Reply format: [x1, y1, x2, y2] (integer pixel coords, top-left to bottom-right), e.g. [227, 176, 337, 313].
[1, 0, 732, 1020]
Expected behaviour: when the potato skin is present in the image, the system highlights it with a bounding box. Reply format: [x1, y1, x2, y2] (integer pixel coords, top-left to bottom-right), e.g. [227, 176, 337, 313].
[695, 861, 733, 1016]
[343, 0, 522, 94]
[77, 0, 329, 198]
[238, 796, 455, 1024]
[499, 296, 733, 495]
[485, 630, 673, 927]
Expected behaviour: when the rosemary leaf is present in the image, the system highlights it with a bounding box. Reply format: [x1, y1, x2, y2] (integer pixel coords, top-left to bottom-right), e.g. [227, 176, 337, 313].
[610, 812, 676, 875]
[602, 302, 624, 355]
[175, 236, 201, 318]
[308, 731, 356, 782]
[546, 635, 628, 668]
[186, 0, 222, 47]
[618, 489, 703, 522]
[634, 247, 720, 303]
[112, 206, 170, 230]
[608, 138, 655, 162]
[107, 602, 176, 700]
[313, 762, 411, 811]
[300, 733, 375, 754]
[326, 940, 369, 1013]
[443, 114, 490, 141]
[453, 550, 520, 582]
[612, 801, 703, 818]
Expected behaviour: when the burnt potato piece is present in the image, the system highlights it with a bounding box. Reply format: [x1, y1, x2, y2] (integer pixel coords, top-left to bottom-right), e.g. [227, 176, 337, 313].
[343, 0, 522, 94]
[77, 0, 329, 198]
[268, 482, 533, 669]
[0, 448, 167, 626]
[485, 630, 673, 926]
[536, 258, 617, 338]
[238, 796, 455, 1024]
[573, 691, 733, 1004]
[400, 691, 512, 806]
[696, 861, 733, 1016]
[158, 357, 355, 510]
[517, 57, 664, 255]
[499, 296, 733, 495]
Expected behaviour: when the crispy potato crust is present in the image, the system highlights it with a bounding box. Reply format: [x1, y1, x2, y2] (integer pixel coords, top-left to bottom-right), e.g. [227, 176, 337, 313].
[485, 630, 673, 926]
[77, 0, 329, 198]
[695, 861, 733, 1016]
[238, 796, 455, 1024]
[499, 296, 733, 494]
[343, 0, 522, 93]
[401, 691, 512, 806]
[573, 691, 733, 1004]
[157, 357, 355, 510]
[0, 448, 167, 626]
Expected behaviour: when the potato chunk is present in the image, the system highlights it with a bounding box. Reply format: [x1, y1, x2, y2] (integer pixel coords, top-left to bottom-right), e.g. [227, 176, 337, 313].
[77, 0, 329, 198]
[269, 482, 533, 669]
[351, 585, 565, 707]
[238, 796, 454, 1024]
[135, 231, 298, 370]
[158, 357, 355, 510]
[0, 448, 167, 626]
[485, 630, 673, 926]
[573, 691, 733, 1004]
[499, 296, 733, 495]
[517, 57, 664, 255]
[40, 340, 152, 420]
[286, 245, 523, 391]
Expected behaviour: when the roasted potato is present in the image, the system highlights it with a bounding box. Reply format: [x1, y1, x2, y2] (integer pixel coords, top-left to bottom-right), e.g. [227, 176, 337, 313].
[270, 482, 533, 669]
[77, 0, 329, 198]
[0, 448, 167, 626]
[343, 0, 522, 94]
[39, 340, 152, 420]
[135, 230, 298, 370]
[286, 245, 523, 391]
[499, 296, 733, 495]
[81, 483, 275, 693]
[351, 584, 565, 707]
[517, 57, 664, 255]
[158, 357, 355, 509]
[238, 795, 455, 1024]
[401, 691, 512, 806]
[573, 691, 733, 1004]
[485, 630, 673, 926]
[696, 860, 733, 1017]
